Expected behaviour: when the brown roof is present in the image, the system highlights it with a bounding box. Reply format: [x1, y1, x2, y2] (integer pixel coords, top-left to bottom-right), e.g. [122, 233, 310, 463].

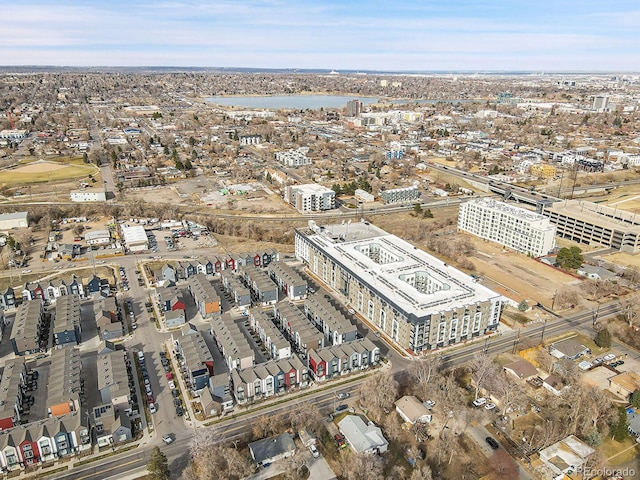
[504, 359, 538, 379]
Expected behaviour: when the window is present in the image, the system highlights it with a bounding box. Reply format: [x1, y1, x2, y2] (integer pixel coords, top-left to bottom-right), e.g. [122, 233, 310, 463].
[392, 319, 399, 341]
[23, 444, 33, 459]
[357, 292, 364, 311]
[367, 300, 375, 321]
[379, 310, 386, 331]
[437, 322, 446, 343]
[449, 319, 458, 339]
[6, 453, 17, 466]
[472, 312, 482, 332]
[461, 316, 470, 336]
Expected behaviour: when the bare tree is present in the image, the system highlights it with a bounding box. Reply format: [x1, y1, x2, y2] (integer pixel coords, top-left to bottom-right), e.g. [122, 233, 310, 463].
[494, 375, 527, 415]
[358, 372, 399, 416]
[409, 462, 434, 480]
[620, 293, 640, 328]
[469, 352, 497, 400]
[488, 449, 519, 480]
[340, 452, 385, 480]
[186, 432, 253, 480]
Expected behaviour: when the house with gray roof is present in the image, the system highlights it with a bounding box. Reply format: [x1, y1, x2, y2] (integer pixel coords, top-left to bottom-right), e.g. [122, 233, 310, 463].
[249, 432, 296, 466]
[338, 415, 388, 454]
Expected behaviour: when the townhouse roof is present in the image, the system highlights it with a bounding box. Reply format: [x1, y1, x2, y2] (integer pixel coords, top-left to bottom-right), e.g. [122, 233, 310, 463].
[11, 300, 42, 347]
[267, 261, 307, 288]
[53, 294, 81, 335]
[243, 265, 277, 292]
[304, 294, 356, 336]
[188, 273, 220, 304]
[0, 359, 26, 422]
[249, 308, 289, 352]
[96, 351, 129, 399]
[47, 348, 82, 408]
[178, 332, 213, 373]
[210, 314, 254, 361]
[274, 302, 323, 350]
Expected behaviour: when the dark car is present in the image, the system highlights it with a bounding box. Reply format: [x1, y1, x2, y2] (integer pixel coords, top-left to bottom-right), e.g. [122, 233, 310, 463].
[486, 437, 499, 450]
[335, 404, 348, 412]
[176, 406, 184, 416]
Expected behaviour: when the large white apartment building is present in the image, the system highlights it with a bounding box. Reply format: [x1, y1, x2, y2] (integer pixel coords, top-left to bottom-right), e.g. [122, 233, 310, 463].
[275, 149, 312, 167]
[285, 184, 335, 213]
[458, 198, 557, 257]
[295, 222, 502, 353]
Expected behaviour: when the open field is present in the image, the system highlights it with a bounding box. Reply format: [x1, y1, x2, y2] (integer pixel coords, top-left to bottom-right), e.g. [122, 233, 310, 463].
[463, 234, 581, 306]
[0, 158, 99, 187]
[602, 251, 640, 269]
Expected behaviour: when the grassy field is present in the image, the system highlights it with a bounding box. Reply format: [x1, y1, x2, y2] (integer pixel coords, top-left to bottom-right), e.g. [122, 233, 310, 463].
[0, 157, 99, 186]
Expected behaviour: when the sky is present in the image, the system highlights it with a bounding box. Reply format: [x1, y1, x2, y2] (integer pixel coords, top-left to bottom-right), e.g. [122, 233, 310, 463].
[2, 0, 639, 71]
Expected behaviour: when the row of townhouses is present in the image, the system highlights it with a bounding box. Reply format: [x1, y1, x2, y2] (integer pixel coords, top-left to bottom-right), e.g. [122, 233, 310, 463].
[308, 338, 380, 381]
[220, 270, 251, 308]
[303, 294, 358, 346]
[266, 262, 308, 301]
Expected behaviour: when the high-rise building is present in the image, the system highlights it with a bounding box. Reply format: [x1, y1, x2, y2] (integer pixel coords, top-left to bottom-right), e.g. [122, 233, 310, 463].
[346, 99, 363, 117]
[285, 184, 336, 213]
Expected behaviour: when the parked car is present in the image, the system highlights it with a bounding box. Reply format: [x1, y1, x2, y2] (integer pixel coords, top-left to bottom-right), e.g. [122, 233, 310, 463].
[485, 402, 496, 410]
[309, 444, 320, 458]
[149, 403, 157, 414]
[162, 434, 175, 444]
[335, 404, 348, 412]
[336, 392, 350, 399]
[334, 434, 346, 448]
[168, 380, 176, 390]
[485, 437, 499, 450]
[473, 397, 487, 407]
[424, 400, 436, 409]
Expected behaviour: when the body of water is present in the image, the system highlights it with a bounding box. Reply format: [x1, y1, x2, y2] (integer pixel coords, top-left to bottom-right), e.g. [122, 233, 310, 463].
[205, 94, 472, 110]
[205, 95, 379, 110]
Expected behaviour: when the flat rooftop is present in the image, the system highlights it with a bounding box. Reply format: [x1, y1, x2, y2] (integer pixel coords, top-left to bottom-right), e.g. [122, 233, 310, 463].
[302, 222, 502, 319]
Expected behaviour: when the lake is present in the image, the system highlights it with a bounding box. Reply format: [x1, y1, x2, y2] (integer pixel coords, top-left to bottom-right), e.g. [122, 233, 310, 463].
[205, 95, 380, 110]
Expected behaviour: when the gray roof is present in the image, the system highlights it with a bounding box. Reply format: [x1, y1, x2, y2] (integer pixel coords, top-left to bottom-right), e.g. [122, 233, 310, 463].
[0, 359, 26, 422]
[188, 273, 220, 304]
[179, 332, 214, 373]
[211, 314, 254, 361]
[338, 415, 388, 454]
[249, 432, 296, 464]
[47, 348, 82, 407]
[267, 261, 307, 288]
[11, 300, 43, 352]
[54, 294, 81, 335]
[96, 351, 129, 401]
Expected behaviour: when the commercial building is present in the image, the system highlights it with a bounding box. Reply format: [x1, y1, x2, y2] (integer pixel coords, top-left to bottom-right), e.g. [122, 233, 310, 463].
[542, 200, 640, 253]
[458, 198, 557, 257]
[0, 211, 28, 231]
[380, 186, 419, 204]
[119, 225, 148, 252]
[84, 229, 112, 246]
[295, 222, 502, 353]
[285, 184, 335, 213]
[70, 190, 107, 202]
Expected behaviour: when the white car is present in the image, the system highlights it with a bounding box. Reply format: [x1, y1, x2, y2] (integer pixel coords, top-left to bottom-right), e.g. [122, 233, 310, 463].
[168, 380, 176, 390]
[473, 397, 487, 407]
[162, 434, 174, 444]
[309, 444, 320, 458]
[603, 353, 616, 362]
[424, 400, 436, 409]
[348, 308, 355, 315]
[485, 402, 496, 410]
[22, 269, 32, 274]
[149, 402, 157, 414]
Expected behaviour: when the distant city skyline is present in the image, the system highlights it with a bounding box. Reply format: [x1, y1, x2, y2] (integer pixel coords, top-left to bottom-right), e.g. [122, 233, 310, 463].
[2, 0, 639, 71]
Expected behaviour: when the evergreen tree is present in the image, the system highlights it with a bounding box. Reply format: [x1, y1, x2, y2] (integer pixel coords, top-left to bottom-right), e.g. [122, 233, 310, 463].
[631, 389, 640, 409]
[595, 327, 612, 348]
[147, 447, 170, 480]
[611, 407, 629, 441]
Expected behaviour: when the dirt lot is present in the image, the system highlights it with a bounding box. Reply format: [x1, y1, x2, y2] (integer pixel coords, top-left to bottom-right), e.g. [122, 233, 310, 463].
[463, 234, 581, 306]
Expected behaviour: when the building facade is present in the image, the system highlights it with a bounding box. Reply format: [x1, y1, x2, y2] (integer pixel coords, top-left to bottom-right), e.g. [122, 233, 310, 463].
[295, 222, 502, 352]
[380, 186, 419, 204]
[542, 200, 640, 253]
[285, 184, 335, 213]
[458, 198, 557, 257]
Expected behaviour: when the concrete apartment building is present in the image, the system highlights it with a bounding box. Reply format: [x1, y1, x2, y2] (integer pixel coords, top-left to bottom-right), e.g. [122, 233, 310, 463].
[542, 200, 640, 253]
[285, 184, 335, 213]
[380, 186, 419, 204]
[295, 222, 503, 353]
[458, 197, 557, 257]
[275, 149, 312, 167]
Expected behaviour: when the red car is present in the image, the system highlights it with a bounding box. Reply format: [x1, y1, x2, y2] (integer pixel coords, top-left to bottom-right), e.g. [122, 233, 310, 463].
[334, 433, 346, 449]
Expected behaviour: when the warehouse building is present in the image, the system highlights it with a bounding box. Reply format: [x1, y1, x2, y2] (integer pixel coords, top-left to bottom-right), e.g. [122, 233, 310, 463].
[295, 222, 502, 353]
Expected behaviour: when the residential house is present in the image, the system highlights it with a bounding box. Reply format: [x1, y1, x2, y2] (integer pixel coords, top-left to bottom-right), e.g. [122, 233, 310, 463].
[248, 308, 291, 360]
[11, 300, 45, 355]
[85, 274, 110, 298]
[538, 435, 595, 477]
[157, 286, 186, 327]
[21, 282, 45, 302]
[308, 338, 379, 381]
[94, 297, 122, 341]
[46, 348, 82, 418]
[304, 294, 358, 345]
[609, 371, 640, 400]
[53, 295, 82, 347]
[273, 301, 324, 357]
[173, 332, 214, 392]
[549, 337, 590, 360]
[503, 359, 538, 381]
[338, 415, 388, 454]
[188, 274, 221, 318]
[627, 409, 640, 438]
[0, 287, 17, 310]
[210, 314, 255, 370]
[92, 404, 132, 447]
[97, 352, 130, 411]
[241, 266, 278, 306]
[249, 433, 296, 466]
[204, 374, 234, 416]
[220, 270, 251, 308]
[542, 375, 566, 396]
[267, 261, 307, 301]
[0, 359, 27, 431]
[58, 244, 80, 260]
[395, 396, 432, 425]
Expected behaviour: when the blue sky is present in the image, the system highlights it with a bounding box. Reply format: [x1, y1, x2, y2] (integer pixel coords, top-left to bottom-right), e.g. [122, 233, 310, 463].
[2, 0, 639, 70]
